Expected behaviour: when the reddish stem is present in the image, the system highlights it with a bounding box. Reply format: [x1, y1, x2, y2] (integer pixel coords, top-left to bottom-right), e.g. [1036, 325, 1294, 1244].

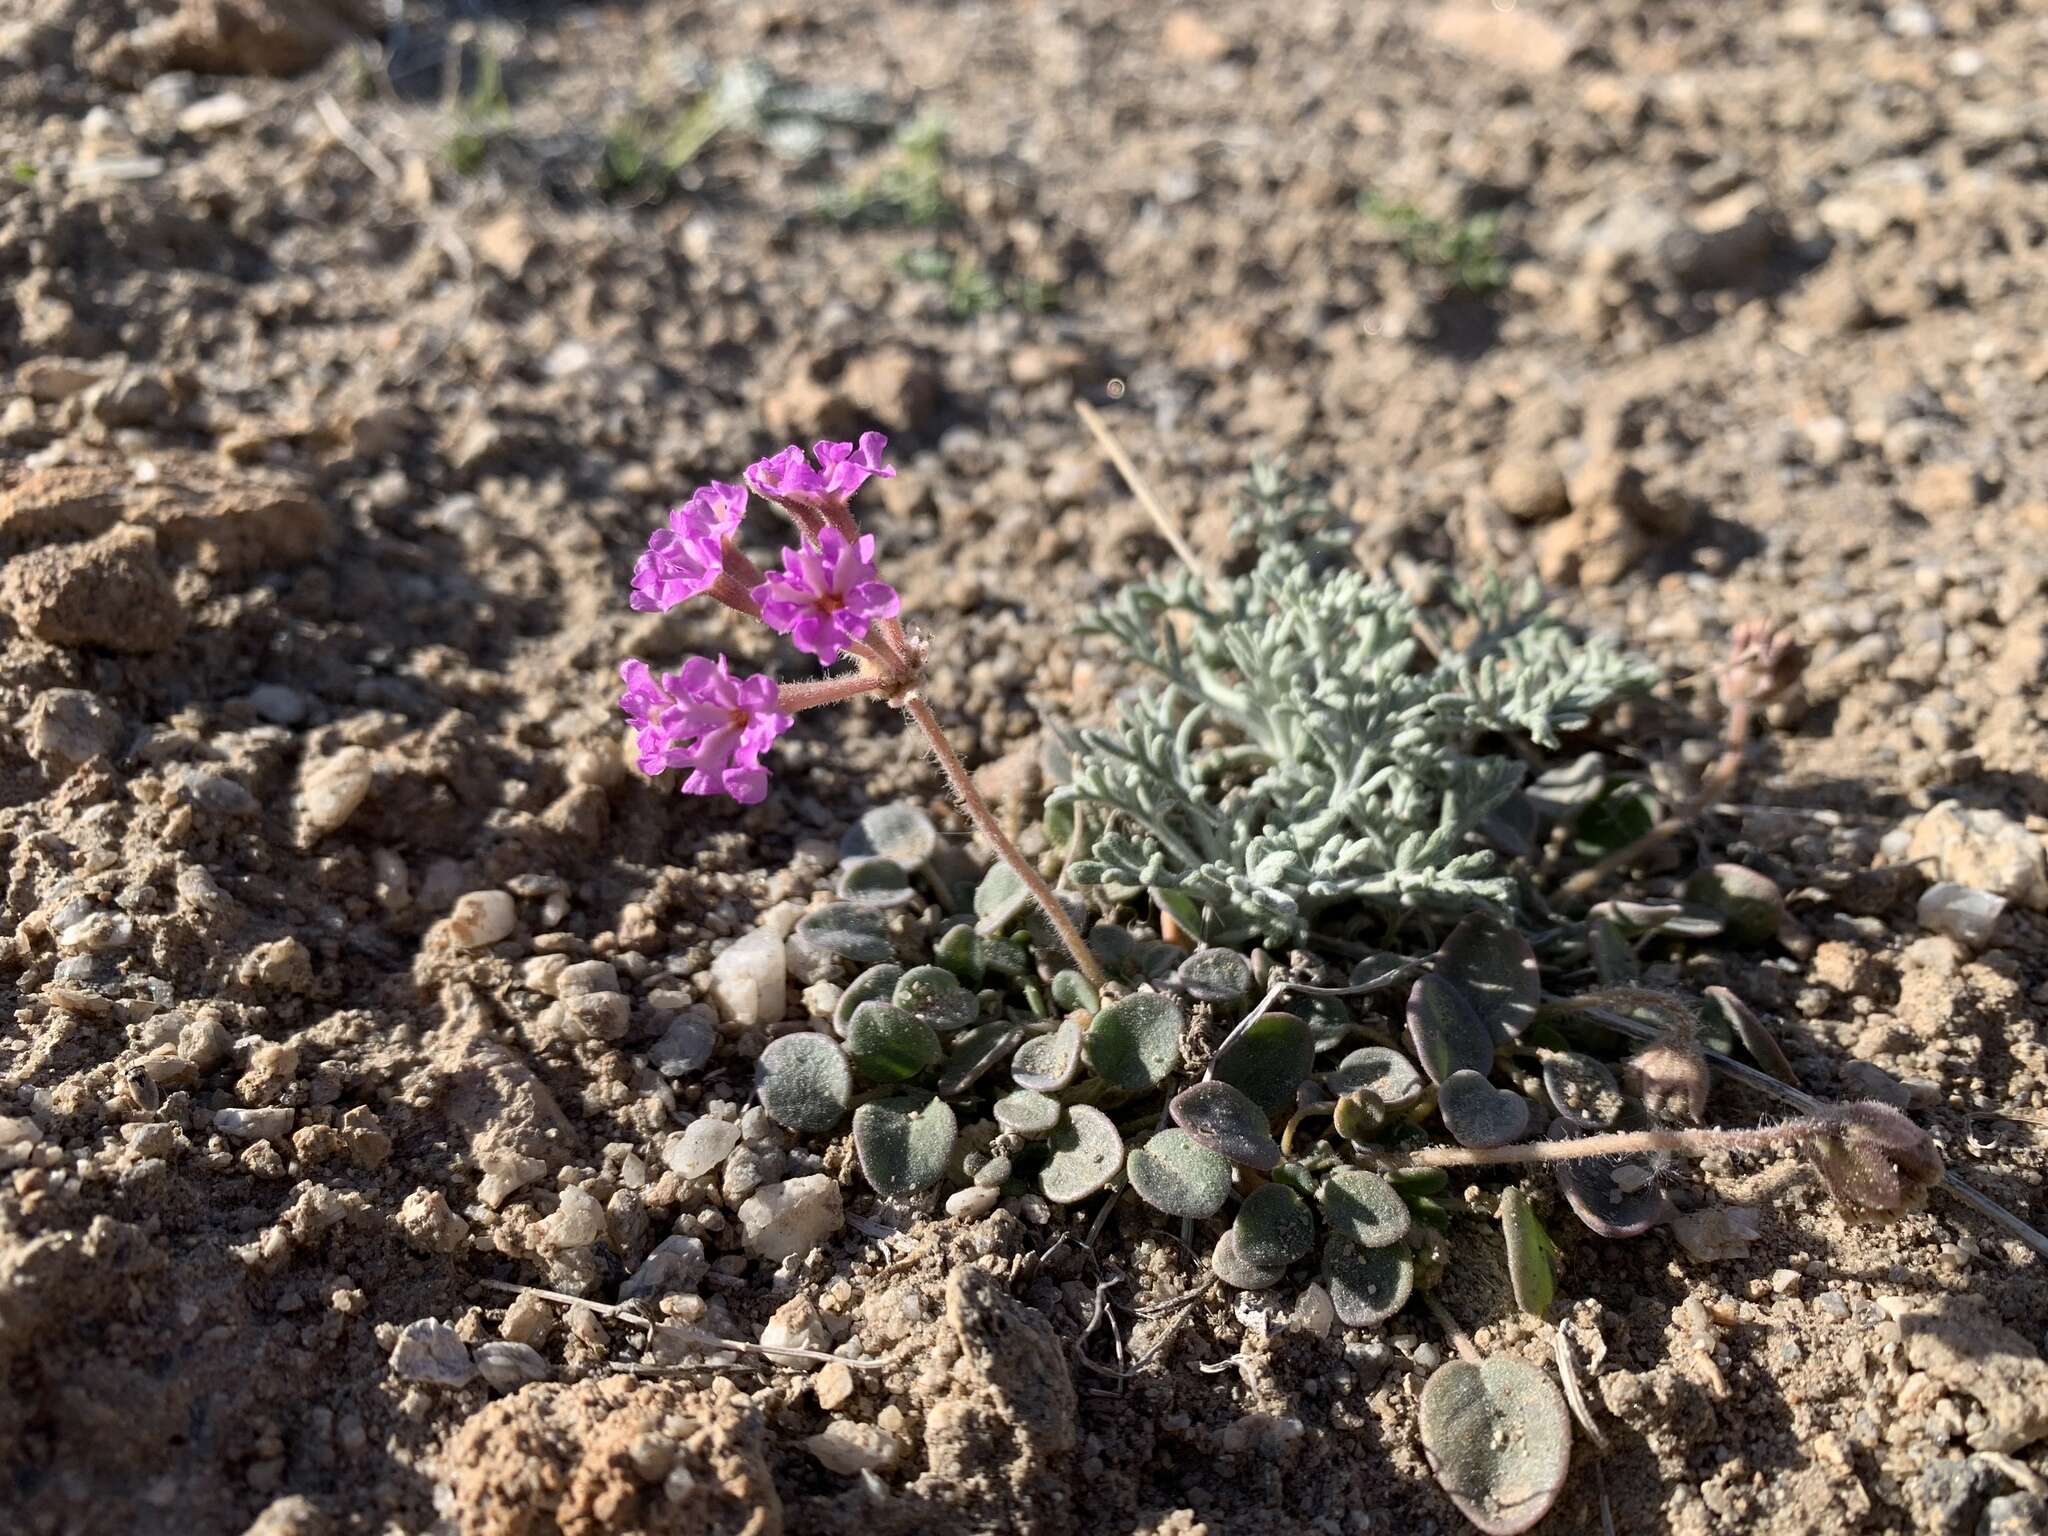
[778, 673, 889, 714]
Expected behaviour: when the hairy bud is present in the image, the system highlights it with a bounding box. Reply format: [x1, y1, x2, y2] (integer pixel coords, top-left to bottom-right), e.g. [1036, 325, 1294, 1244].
[1334, 1088, 1388, 1144]
[1804, 1102, 1943, 1217]
[1625, 1029, 1710, 1123]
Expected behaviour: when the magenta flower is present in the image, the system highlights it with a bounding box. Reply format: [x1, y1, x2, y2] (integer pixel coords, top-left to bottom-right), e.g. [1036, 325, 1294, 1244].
[629, 481, 749, 612]
[744, 433, 896, 510]
[618, 655, 792, 804]
[751, 527, 902, 665]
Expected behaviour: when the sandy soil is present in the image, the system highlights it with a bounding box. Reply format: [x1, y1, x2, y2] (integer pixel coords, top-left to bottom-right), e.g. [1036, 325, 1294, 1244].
[4, 2, 2048, 1534]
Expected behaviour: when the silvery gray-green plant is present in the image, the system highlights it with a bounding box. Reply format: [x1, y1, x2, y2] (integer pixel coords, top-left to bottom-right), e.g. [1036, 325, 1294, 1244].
[1050, 466, 1658, 947]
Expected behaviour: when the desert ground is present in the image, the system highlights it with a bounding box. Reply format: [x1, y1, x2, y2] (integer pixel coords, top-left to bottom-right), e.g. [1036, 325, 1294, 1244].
[4, 2, 2048, 1534]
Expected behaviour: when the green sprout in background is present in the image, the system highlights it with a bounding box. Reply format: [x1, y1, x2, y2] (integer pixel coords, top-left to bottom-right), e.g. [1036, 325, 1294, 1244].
[1363, 192, 1509, 297]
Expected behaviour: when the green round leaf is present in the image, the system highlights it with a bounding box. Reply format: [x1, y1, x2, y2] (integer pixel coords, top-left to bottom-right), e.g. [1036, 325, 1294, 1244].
[1438, 1069, 1531, 1149]
[1683, 863, 1783, 946]
[796, 902, 893, 966]
[935, 1021, 1024, 1097]
[1039, 1104, 1122, 1205]
[1541, 1051, 1624, 1130]
[1211, 1229, 1286, 1291]
[893, 964, 979, 1032]
[1551, 1124, 1673, 1237]
[1233, 1182, 1313, 1269]
[1300, 993, 1354, 1053]
[1169, 1079, 1282, 1171]
[852, 1091, 958, 1198]
[1212, 1011, 1313, 1114]
[1436, 914, 1539, 1044]
[844, 1002, 942, 1083]
[993, 1089, 1061, 1138]
[1024, 890, 1092, 955]
[1417, 1357, 1572, 1536]
[973, 862, 1032, 935]
[1406, 974, 1494, 1086]
[756, 1033, 853, 1134]
[1573, 784, 1658, 858]
[1126, 1129, 1233, 1219]
[1049, 968, 1100, 1015]
[835, 856, 917, 908]
[834, 963, 904, 1036]
[933, 924, 984, 986]
[840, 802, 940, 868]
[1323, 1237, 1413, 1326]
[979, 935, 1030, 979]
[1319, 1168, 1412, 1248]
[1499, 1186, 1557, 1319]
[1587, 912, 1637, 985]
[1083, 992, 1184, 1094]
[1326, 1046, 1426, 1113]
[1085, 925, 1136, 971]
[1011, 1017, 1083, 1093]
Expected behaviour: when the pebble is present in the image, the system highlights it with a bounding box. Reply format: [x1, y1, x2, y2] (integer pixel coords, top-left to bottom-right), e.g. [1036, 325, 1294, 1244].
[540, 1186, 608, 1250]
[1904, 803, 2048, 910]
[176, 92, 253, 133]
[1293, 1283, 1336, 1338]
[805, 1421, 903, 1475]
[1917, 883, 2007, 948]
[944, 1184, 1001, 1220]
[247, 684, 307, 725]
[667, 1118, 741, 1179]
[620, 1235, 708, 1301]
[738, 1175, 844, 1261]
[295, 747, 371, 843]
[447, 890, 516, 949]
[473, 1341, 550, 1391]
[213, 1106, 294, 1142]
[760, 1296, 831, 1355]
[24, 689, 121, 769]
[555, 960, 619, 996]
[388, 1320, 476, 1387]
[500, 1292, 555, 1346]
[649, 1008, 717, 1078]
[814, 1360, 857, 1410]
[708, 929, 787, 1026]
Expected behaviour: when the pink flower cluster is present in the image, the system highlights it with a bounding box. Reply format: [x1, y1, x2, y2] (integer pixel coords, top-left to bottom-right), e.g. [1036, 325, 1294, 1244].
[619, 435, 903, 803]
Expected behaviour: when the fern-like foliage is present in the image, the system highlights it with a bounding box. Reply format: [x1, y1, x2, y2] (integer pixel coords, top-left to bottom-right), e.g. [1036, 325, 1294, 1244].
[1052, 467, 1657, 946]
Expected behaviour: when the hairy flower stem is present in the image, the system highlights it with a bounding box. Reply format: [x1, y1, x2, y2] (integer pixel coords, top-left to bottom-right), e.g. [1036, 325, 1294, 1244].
[707, 571, 763, 619]
[777, 673, 890, 713]
[1391, 1119, 1817, 1172]
[902, 694, 1109, 990]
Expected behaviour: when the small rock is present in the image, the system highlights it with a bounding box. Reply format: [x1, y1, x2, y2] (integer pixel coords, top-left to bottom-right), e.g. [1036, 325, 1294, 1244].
[1660, 188, 1781, 291]
[620, 1235, 708, 1301]
[667, 1118, 741, 1179]
[474, 211, 538, 280]
[24, 688, 121, 769]
[177, 92, 253, 133]
[1917, 884, 2008, 948]
[738, 1175, 844, 1262]
[944, 1185, 1001, 1220]
[500, 1291, 555, 1346]
[388, 1320, 476, 1387]
[1293, 1282, 1336, 1337]
[296, 747, 371, 844]
[708, 930, 786, 1026]
[650, 1007, 717, 1077]
[1900, 1297, 2048, 1452]
[1982, 1494, 2048, 1536]
[214, 1106, 294, 1143]
[840, 347, 938, 432]
[540, 1186, 608, 1251]
[814, 1360, 857, 1411]
[1425, 1, 1573, 74]
[1534, 499, 1651, 589]
[1161, 10, 1233, 63]
[447, 890, 516, 949]
[396, 1188, 470, 1254]
[556, 960, 619, 997]
[0, 525, 186, 653]
[240, 1495, 329, 1536]
[761, 1296, 831, 1355]
[1904, 462, 1987, 519]
[1488, 454, 1569, 522]
[472, 1341, 550, 1392]
[248, 684, 308, 724]
[238, 936, 313, 993]
[1904, 803, 2047, 910]
[805, 1420, 902, 1475]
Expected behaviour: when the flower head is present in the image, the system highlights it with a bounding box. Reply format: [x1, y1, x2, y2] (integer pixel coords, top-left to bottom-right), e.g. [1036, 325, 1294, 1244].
[750, 526, 902, 665]
[629, 481, 749, 612]
[618, 655, 792, 804]
[744, 433, 896, 511]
